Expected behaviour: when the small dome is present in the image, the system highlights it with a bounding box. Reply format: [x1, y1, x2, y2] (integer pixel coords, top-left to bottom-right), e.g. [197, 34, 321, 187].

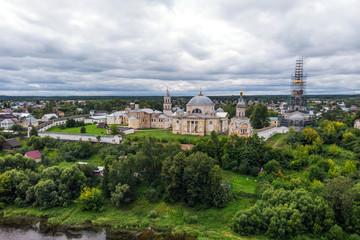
[187, 95, 214, 106]
[216, 108, 224, 112]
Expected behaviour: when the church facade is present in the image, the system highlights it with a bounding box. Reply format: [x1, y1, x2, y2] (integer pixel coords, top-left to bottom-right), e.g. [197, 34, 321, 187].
[172, 91, 228, 136]
[229, 91, 252, 137]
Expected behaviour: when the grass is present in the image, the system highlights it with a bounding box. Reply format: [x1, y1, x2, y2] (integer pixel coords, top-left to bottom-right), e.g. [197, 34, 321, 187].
[1, 170, 262, 240]
[221, 170, 258, 194]
[48, 124, 108, 135]
[76, 154, 103, 166]
[0, 151, 6, 157]
[125, 128, 222, 142]
[266, 133, 288, 147]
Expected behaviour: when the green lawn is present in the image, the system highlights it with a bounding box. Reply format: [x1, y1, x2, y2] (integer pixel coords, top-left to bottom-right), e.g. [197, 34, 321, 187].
[125, 129, 223, 142]
[48, 124, 109, 135]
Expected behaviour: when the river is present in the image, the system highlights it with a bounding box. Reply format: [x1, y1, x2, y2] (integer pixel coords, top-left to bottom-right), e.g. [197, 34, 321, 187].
[0, 216, 196, 240]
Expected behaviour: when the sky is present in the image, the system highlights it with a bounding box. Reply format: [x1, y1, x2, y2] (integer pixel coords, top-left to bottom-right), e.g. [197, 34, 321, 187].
[1, 0, 360, 96]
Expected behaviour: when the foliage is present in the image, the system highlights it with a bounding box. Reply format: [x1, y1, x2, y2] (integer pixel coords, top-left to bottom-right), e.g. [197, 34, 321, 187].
[76, 187, 103, 211]
[111, 183, 132, 206]
[109, 125, 118, 135]
[30, 126, 38, 137]
[80, 126, 86, 133]
[232, 187, 334, 239]
[249, 103, 269, 129]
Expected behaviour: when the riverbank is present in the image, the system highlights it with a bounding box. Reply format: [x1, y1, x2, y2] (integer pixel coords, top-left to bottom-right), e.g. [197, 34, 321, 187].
[0, 195, 263, 240]
[0, 215, 195, 240]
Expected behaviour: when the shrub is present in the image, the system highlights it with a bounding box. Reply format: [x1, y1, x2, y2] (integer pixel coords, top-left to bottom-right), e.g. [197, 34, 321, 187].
[80, 126, 86, 133]
[183, 213, 198, 224]
[147, 210, 158, 219]
[145, 188, 159, 202]
[76, 187, 104, 211]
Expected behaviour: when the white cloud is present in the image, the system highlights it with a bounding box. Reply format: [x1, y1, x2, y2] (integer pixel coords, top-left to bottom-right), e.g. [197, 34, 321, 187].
[0, 0, 359, 96]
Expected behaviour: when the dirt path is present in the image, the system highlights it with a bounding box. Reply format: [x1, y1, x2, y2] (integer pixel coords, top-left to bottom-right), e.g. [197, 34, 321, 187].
[273, 138, 282, 148]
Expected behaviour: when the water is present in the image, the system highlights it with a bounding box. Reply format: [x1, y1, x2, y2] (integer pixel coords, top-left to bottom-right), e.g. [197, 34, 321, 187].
[0, 216, 196, 240]
[0, 228, 106, 240]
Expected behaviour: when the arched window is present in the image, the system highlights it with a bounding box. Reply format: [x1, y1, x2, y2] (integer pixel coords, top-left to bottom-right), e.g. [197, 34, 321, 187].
[192, 108, 202, 114]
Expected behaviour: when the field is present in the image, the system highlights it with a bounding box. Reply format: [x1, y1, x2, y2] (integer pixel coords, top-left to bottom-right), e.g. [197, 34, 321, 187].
[48, 124, 108, 135]
[2, 170, 261, 240]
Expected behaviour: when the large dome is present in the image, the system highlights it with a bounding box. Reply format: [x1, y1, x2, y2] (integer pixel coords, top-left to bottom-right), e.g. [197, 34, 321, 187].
[187, 94, 214, 106]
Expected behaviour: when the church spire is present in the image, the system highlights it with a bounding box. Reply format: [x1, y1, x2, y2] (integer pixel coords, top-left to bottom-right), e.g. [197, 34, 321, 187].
[165, 87, 170, 97]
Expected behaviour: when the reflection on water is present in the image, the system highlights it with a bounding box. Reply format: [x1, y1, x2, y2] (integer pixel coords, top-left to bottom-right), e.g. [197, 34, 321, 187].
[0, 228, 106, 240]
[0, 216, 196, 240]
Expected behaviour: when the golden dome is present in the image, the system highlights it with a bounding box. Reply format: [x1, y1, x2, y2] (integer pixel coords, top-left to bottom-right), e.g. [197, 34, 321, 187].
[240, 90, 243, 96]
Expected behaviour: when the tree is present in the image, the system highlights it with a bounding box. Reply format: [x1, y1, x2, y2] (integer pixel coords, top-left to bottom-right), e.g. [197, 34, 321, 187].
[109, 125, 118, 135]
[30, 126, 38, 137]
[111, 183, 132, 206]
[233, 188, 334, 239]
[34, 179, 59, 209]
[249, 103, 269, 129]
[161, 152, 186, 203]
[80, 126, 86, 133]
[66, 119, 76, 128]
[322, 177, 354, 224]
[0, 135, 5, 150]
[76, 187, 103, 211]
[11, 124, 23, 131]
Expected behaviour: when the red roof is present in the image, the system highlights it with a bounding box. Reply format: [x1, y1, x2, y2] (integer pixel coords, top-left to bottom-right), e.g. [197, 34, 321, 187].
[25, 150, 41, 159]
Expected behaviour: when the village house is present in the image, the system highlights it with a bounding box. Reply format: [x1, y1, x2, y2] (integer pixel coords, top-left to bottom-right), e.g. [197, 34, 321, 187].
[25, 150, 42, 163]
[2, 138, 21, 151]
[41, 113, 58, 122]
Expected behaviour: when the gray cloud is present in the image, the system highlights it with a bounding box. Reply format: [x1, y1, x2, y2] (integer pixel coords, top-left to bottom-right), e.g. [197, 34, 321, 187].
[0, 0, 359, 96]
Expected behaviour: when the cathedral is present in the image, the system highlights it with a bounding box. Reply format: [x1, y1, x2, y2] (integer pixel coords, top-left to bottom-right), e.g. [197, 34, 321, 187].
[172, 91, 228, 136]
[229, 90, 252, 137]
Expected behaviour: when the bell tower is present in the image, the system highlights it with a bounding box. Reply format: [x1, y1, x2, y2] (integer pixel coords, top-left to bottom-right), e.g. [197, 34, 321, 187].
[163, 87, 172, 116]
[288, 58, 307, 112]
[236, 90, 246, 118]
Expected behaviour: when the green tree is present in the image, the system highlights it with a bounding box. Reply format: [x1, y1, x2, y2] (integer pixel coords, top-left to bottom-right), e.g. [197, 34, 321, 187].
[80, 126, 86, 133]
[161, 152, 186, 203]
[76, 187, 103, 211]
[109, 125, 118, 135]
[34, 179, 59, 209]
[249, 103, 269, 129]
[111, 183, 132, 206]
[29, 126, 38, 137]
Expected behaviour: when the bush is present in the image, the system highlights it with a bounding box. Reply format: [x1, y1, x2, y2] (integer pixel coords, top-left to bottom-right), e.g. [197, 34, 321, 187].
[147, 210, 158, 219]
[80, 126, 86, 133]
[183, 213, 198, 224]
[145, 188, 159, 202]
[76, 187, 104, 211]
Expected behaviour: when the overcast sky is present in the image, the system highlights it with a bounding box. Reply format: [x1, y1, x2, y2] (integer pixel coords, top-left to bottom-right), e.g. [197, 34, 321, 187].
[1, 0, 359, 96]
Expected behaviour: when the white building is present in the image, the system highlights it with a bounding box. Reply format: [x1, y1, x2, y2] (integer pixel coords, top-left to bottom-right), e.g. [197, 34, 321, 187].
[41, 113, 58, 122]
